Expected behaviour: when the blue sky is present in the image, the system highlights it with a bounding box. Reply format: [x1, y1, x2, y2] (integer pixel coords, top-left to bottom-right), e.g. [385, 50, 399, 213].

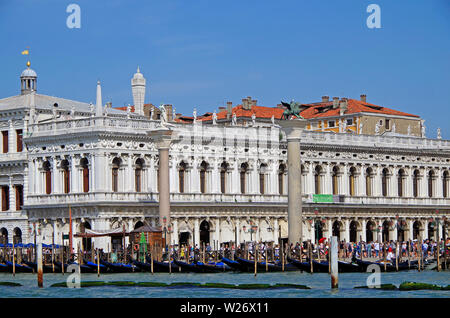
[0, 0, 449, 138]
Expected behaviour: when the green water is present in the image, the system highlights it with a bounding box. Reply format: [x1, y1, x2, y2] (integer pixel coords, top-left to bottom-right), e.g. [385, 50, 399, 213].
[0, 271, 448, 298]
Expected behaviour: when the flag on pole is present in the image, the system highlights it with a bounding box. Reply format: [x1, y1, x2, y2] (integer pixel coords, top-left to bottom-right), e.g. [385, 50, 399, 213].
[21, 49, 29, 55]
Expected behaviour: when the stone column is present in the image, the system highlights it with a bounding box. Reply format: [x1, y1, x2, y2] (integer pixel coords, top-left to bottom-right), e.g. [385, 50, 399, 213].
[172, 218, 178, 245]
[148, 129, 175, 245]
[273, 218, 279, 243]
[235, 218, 240, 244]
[52, 156, 59, 194]
[343, 219, 350, 242]
[8, 176, 14, 211]
[53, 220, 58, 245]
[325, 164, 332, 194]
[8, 120, 15, 153]
[71, 157, 78, 193]
[194, 218, 200, 247]
[280, 119, 307, 245]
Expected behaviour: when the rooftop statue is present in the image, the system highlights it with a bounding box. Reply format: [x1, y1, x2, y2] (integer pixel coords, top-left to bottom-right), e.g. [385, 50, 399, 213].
[281, 100, 304, 120]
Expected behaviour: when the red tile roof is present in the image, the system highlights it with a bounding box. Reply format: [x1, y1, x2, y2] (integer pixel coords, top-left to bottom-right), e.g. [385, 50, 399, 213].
[200, 105, 284, 122]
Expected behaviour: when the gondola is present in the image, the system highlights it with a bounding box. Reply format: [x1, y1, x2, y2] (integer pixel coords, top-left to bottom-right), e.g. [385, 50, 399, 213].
[5, 261, 33, 273]
[235, 256, 299, 272]
[337, 260, 360, 273]
[53, 261, 98, 273]
[100, 260, 139, 273]
[133, 258, 184, 273]
[23, 261, 57, 273]
[286, 257, 312, 272]
[173, 259, 206, 273]
[194, 261, 233, 273]
[354, 258, 415, 272]
[220, 257, 250, 272]
[0, 262, 9, 272]
[83, 260, 109, 273]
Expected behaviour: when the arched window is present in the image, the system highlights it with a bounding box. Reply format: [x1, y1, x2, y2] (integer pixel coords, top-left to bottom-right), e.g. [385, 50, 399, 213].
[413, 169, 419, 197]
[112, 158, 121, 192]
[398, 169, 405, 197]
[278, 164, 286, 195]
[61, 159, 70, 194]
[349, 167, 356, 196]
[240, 163, 248, 194]
[179, 161, 186, 193]
[1, 186, 9, 211]
[259, 164, 267, 194]
[0, 228, 8, 245]
[135, 158, 144, 192]
[443, 171, 449, 198]
[428, 170, 434, 198]
[314, 166, 322, 194]
[13, 227, 22, 244]
[80, 158, 89, 193]
[200, 161, 208, 194]
[14, 185, 23, 211]
[332, 166, 339, 195]
[220, 162, 229, 194]
[381, 168, 388, 197]
[365, 167, 373, 196]
[43, 161, 52, 195]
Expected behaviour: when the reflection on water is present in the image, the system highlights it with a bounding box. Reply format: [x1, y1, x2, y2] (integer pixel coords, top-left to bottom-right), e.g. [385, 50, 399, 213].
[0, 271, 449, 298]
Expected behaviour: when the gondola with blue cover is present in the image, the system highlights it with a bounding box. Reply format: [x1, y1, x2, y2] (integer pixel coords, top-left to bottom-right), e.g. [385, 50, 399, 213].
[5, 261, 33, 273]
[100, 260, 139, 273]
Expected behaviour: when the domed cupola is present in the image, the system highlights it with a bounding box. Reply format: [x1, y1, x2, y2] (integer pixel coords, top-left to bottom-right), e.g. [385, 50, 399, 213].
[20, 61, 37, 95]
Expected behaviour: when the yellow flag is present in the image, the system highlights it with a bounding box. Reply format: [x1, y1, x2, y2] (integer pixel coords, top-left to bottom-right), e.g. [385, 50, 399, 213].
[21, 49, 29, 55]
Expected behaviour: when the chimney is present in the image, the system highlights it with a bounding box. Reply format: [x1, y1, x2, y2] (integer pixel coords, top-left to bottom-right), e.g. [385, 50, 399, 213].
[322, 96, 329, 103]
[227, 102, 233, 119]
[165, 104, 173, 121]
[251, 99, 257, 107]
[360, 94, 367, 103]
[332, 97, 339, 109]
[219, 106, 226, 111]
[242, 97, 248, 110]
[339, 98, 348, 116]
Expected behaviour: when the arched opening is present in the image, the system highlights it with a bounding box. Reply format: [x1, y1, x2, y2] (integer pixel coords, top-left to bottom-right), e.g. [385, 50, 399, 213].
[428, 221, 435, 240]
[220, 162, 228, 194]
[278, 164, 286, 195]
[428, 170, 434, 198]
[134, 221, 144, 230]
[178, 161, 186, 193]
[13, 228, 22, 244]
[443, 171, 449, 198]
[397, 219, 406, 242]
[80, 221, 92, 251]
[80, 158, 89, 193]
[349, 167, 356, 196]
[199, 220, 210, 245]
[314, 220, 323, 243]
[240, 163, 248, 194]
[349, 221, 358, 243]
[332, 221, 341, 240]
[179, 232, 190, 246]
[112, 158, 121, 192]
[332, 166, 339, 195]
[413, 221, 420, 240]
[398, 169, 405, 197]
[382, 221, 390, 242]
[0, 228, 7, 244]
[43, 160, 52, 194]
[200, 161, 208, 194]
[365, 167, 373, 196]
[314, 166, 322, 194]
[259, 163, 267, 194]
[381, 168, 389, 197]
[61, 159, 70, 194]
[413, 170, 419, 198]
[135, 158, 144, 192]
[366, 221, 375, 242]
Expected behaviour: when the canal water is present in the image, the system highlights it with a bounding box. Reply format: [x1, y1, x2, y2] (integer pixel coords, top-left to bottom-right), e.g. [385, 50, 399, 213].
[0, 270, 449, 298]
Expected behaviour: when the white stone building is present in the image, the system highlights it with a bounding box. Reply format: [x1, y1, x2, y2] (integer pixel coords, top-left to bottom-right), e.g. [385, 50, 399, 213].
[0, 63, 448, 252]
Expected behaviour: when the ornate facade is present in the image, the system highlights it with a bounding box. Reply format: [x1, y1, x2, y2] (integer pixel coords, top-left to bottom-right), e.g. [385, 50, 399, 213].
[0, 64, 448, 252]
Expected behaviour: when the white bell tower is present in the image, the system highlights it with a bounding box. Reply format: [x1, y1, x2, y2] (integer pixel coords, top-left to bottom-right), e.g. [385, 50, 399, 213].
[131, 66, 146, 116]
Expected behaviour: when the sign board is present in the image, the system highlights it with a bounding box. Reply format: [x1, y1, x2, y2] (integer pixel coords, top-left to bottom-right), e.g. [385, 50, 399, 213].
[63, 234, 69, 240]
[312, 194, 334, 203]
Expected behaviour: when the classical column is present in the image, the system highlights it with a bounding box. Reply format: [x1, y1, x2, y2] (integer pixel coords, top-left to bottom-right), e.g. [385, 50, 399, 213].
[341, 164, 349, 196]
[343, 219, 350, 242]
[235, 218, 240, 244]
[53, 219, 58, 245]
[325, 164, 332, 194]
[172, 218, 178, 245]
[148, 129, 175, 244]
[8, 120, 15, 153]
[215, 218, 220, 244]
[71, 157, 78, 193]
[52, 156, 60, 194]
[280, 119, 307, 245]
[230, 160, 239, 194]
[8, 176, 14, 211]
[194, 218, 200, 247]
[273, 218, 279, 243]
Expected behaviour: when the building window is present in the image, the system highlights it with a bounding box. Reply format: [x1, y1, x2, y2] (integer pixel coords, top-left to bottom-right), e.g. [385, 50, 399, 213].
[349, 167, 356, 196]
[278, 164, 286, 195]
[220, 162, 228, 194]
[332, 166, 339, 195]
[1, 186, 9, 211]
[443, 171, 449, 198]
[179, 161, 186, 193]
[81, 158, 89, 193]
[346, 119, 353, 126]
[365, 168, 373, 197]
[112, 158, 121, 192]
[314, 166, 322, 194]
[135, 158, 144, 192]
[398, 169, 405, 197]
[259, 164, 267, 195]
[43, 161, 52, 194]
[61, 160, 70, 194]
[413, 170, 419, 198]
[15, 185, 23, 211]
[428, 170, 434, 198]
[16, 130, 23, 152]
[385, 119, 390, 130]
[2, 131, 8, 153]
[381, 168, 389, 197]
[200, 161, 208, 194]
[328, 121, 335, 128]
[240, 163, 248, 194]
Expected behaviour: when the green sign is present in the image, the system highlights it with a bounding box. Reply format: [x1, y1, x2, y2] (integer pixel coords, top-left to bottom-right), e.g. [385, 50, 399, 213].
[312, 194, 334, 203]
[63, 234, 69, 240]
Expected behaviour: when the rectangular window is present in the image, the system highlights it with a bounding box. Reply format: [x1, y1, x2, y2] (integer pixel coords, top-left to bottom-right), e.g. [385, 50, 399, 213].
[1, 186, 9, 211]
[83, 167, 89, 192]
[328, 121, 335, 128]
[2, 131, 8, 153]
[15, 185, 23, 210]
[346, 119, 353, 126]
[385, 119, 390, 130]
[16, 129, 23, 152]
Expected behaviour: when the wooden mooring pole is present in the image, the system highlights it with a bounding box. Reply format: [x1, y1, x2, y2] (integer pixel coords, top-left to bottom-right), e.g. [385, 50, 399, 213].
[37, 238, 43, 288]
[12, 242, 15, 277]
[330, 236, 338, 289]
[96, 248, 100, 277]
